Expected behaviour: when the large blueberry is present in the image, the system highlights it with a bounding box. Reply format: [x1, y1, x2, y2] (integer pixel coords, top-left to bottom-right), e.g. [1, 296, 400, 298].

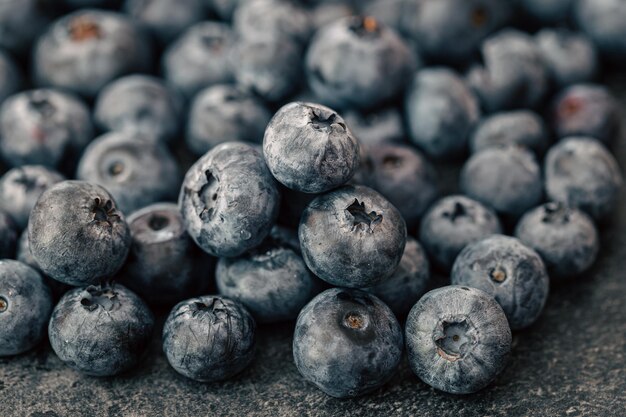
[186, 84, 271, 156]
[343, 108, 406, 146]
[120, 203, 215, 307]
[545, 137, 622, 221]
[451, 235, 549, 330]
[179, 142, 280, 258]
[0, 89, 93, 170]
[216, 226, 318, 323]
[233, 0, 312, 45]
[575, 0, 626, 61]
[28, 181, 131, 286]
[0, 260, 53, 356]
[94, 75, 184, 145]
[77, 132, 181, 214]
[406, 285, 512, 394]
[306, 16, 416, 111]
[0, 50, 21, 106]
[293, 288, 403, 398]
[162, 295, 256, 382]
[48, 283, 154, 376]
[33, 10, 153, 98]
[263, 102, 359, 194]
[0, 165, 65, 230]
[405, 67, 480, 159]
[299, 185, 406, 288]
[419, 195, 503, 271]
[0, 210, 18, 259]
[515, 202, 599, 280]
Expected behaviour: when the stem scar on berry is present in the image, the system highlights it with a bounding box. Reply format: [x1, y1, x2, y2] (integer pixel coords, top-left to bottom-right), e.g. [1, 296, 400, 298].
[346, 199, 383, 232]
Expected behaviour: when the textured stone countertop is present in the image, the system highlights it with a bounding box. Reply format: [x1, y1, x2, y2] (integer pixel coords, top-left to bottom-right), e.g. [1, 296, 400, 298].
[2, 77, 626, 417]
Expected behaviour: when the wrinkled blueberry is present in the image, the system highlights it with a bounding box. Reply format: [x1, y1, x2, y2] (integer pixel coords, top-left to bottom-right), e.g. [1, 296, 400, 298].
[233, 0, 312, 45]
[0, 50, 21, 106]
[0, 210, 18, 259]
[575, 0, 626, 61]
[343, 108, 406, 146]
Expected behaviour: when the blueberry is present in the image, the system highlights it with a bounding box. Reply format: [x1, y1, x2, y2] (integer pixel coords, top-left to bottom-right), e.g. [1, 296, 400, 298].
[544, 137, 623, 221]
[33, 10, 153, 98]
[186, 84, 271, 156]
[359, 144, 439, 229]
[461, 146, 543, 219]
[536, 29, 598, 89]
[162, 21, 235, 99]
[406, 285, 512, 394]
[233, 0, 312, 45]
[29, 180, 131, 286]
[77, 132, 181, 214]
[162, 295, 256, 382]
[0, 89, 93, 170]
[48, 283, 154, 376]
[0, 165, 65, 230]
[0, 210, 18, 259]
[120, 203, 215, 306]
[179, 142, 280, 258]
[467, 29, 549, 112]
[551, 84, 620, 145]
[363, 237, 430, 318]
[515, 202, 599, 280]
[94, 75, 184, 146]
[293, 288, 403, 398]
[0, 0, 47, 54]
[232, 37, 303, 103]
[0, 50, 21, 106]
[451, 235, 549, 330]
[470, 111, 549, 156]
[0, 260, 53, 356]
[263, 102, 360, 194]
[405, 67, 480, 159]
[575, 0, 626, 61]
[519, 0, 573, 23]
[125, 0, 207, 45]
[343, 107, 406, 146]
[216, 226, 318, 323]
[299, 185, 407, 288]
[419, 195, 503, 271]
[306, 16, 417, 111]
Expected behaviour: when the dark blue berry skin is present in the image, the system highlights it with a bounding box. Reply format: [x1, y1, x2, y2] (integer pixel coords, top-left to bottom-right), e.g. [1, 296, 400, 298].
[33, 10, 153, 98]
[0, 210, 18, 259]
[343, 108, 405, 146]
[0, 260, 53, 357]
[48, 283, 154, 376]
[124, 0, 207, 45]
[0, 165, 65, 230]
[405, 68, 480, 159]
[0, 0, 47, 54]
[520, 0, 572, 23]
[0, 50, 21, 106]
[467, 29, 549, 113]
[364, 237, 430, 318]
[186, 84, 271, 156]
[306, 16, 417, 111]
[94, 75, 184, 146]
[545, 137, 623, 221]
[120, 203, 215, 307]
[451, 235, 549, 330]
[575, 0, 626, 61]
[293, 288, 403, 398]
[179, 142, 280, 258]
[536, 29, 598, 89]
[419, 195, 503, 271]
[515, 202, 599, 281]
[216, 226, 319, 323]
[359, 144, 439, 230]
[0, 89, 93, 170]
[263, 102, 360, 194]
[406, 285, 512, 394]
[162, 295, 256, 382]
[461, 146, 543, 220]
[162, 21, 235, 99]
[551, 84, 620, 145]
[28, 181, 131, 286]
[469, 111, 550, 156]
[299, 185, 407, 288]
[232, 37, 303, 103]
[77, 132, 181, 214]
[233, 0, 312, 45]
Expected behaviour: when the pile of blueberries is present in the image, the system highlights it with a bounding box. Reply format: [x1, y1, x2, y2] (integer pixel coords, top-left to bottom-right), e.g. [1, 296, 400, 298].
[0, 0, 624, 399]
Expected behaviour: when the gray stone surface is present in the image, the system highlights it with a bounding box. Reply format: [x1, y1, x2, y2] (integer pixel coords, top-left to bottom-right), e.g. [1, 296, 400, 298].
[2, 77, 626, 417]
